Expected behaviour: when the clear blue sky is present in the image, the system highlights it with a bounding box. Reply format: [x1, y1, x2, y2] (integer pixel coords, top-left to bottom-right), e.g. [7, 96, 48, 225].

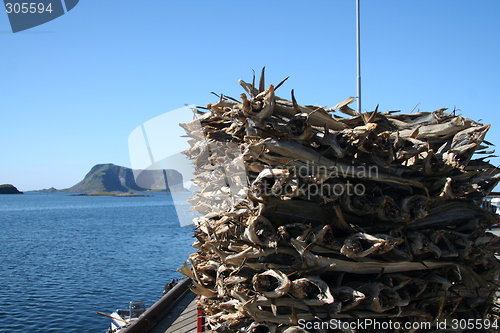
[1, 0, 500, 191]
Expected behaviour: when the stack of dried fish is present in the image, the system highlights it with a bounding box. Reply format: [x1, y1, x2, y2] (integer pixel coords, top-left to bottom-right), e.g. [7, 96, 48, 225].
[179, 69, 500, 332]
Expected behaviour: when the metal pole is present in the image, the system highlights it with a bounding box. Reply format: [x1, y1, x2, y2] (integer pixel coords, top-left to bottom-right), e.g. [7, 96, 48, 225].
[356, 0, 361, 113]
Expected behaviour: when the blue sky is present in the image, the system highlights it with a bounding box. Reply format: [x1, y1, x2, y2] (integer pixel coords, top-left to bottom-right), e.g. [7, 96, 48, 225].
[1, 0, 500, 191]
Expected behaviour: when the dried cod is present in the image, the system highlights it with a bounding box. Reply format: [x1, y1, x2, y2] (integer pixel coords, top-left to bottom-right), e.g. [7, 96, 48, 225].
[177, 69, 500, 332]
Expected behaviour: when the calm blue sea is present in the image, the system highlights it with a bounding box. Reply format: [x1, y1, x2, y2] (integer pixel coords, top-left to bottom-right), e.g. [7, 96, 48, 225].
[0, 192, 195, 333]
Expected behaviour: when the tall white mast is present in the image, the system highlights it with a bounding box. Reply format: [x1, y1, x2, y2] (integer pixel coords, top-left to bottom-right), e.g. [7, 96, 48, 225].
[356, 0, 362, 113]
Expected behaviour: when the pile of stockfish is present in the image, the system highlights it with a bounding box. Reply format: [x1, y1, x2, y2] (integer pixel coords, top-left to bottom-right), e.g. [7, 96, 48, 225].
[179, 69, 500, 332]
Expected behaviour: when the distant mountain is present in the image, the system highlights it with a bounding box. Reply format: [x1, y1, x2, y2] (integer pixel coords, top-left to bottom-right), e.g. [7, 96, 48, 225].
[65, 163, 183, 193]
[38, 187, 57, 193]
[0, 184, 23, 194]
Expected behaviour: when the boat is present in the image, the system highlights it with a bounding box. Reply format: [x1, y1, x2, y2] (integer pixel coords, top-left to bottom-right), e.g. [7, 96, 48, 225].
[99, 300, 146, 333]
[98, 277, 201, 333]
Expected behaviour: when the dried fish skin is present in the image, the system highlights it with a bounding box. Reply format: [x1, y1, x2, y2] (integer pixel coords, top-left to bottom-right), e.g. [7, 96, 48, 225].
[243, 215, 278, 248]
[444, 124, 491, 168]
[330, 286, 366, 312]
[379, 274, 413, 291]
[400, 195, 432, 221]
[247, 322, 278, 333]
[314, 225, 343, 251]
[407, 231, 442, 258]
[409, 199, 500, 230]
[286, 113, 313, 141]
[252, 268, 291, 298]
[289, 276, 335, 306]
[356, 282, 405, 313]
[216, 265, 235, 297]
[397, 277, 428, 299]
[340, 232, 404, 259]
[274, 99, 347, 131]
[393, 115, 472, 140]
[244, 84, 276, 123]
[376, 196, 406, 222]
[251, 168, 293, 200]
[418, 296, 446, 320]
[340, 192, 377, 216]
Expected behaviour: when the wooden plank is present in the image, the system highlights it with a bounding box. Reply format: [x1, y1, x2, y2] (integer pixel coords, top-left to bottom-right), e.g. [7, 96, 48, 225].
[164, 296, 197, 333]
[149, 291, 197, 333]
[121, 278, 193, 333]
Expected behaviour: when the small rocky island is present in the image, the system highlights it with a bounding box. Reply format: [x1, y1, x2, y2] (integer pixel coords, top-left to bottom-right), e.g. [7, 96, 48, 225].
[66, 163, 184, 193]
[32, 163, 185, 196]
[70, 191, 148, 197]
[0, 184, 23, 194]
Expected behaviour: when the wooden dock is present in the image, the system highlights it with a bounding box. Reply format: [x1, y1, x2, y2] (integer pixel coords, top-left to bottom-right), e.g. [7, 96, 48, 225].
[150, 292, 197, 333]
[120, 278, 200, 333]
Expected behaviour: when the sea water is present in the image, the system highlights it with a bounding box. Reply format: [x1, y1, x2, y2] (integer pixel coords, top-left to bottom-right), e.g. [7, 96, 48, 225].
[0, 192, 195, 332]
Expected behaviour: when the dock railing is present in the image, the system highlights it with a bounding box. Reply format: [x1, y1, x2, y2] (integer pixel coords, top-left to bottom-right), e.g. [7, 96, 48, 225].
[120, 277, 193, 333]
